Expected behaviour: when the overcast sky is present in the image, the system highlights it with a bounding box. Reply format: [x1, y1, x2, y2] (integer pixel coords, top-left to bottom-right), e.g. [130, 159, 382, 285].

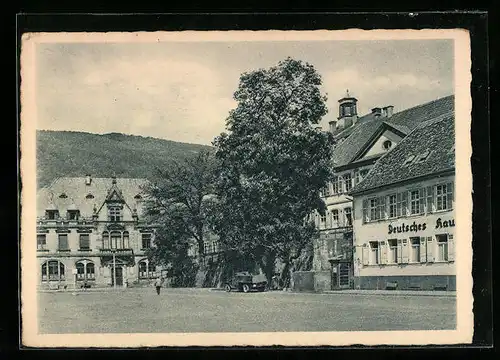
[36, 39, 454, 145]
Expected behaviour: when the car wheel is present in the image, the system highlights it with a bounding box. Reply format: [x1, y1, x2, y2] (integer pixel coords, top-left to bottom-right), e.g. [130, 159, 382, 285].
[242, 284, 250, 293]
[225, 284, 231, 292]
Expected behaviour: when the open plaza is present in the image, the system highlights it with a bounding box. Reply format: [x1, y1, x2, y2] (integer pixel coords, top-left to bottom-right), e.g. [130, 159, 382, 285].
[37, 288, 456, 334]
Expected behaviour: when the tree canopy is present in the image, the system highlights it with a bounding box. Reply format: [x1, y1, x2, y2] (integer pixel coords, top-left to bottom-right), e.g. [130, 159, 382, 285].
[212, 58, 335, 282]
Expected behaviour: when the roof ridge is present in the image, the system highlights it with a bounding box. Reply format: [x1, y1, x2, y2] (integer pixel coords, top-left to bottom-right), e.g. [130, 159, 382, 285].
[391, 94, 455, 117]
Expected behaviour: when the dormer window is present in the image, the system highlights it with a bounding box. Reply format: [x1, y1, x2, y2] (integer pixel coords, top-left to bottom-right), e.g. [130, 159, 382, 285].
[68, 210, 80, 220]
[46, 210, 59, 220]
[403, 155, 415, 166]
[382, 140, 392, 151]
[415, 150, 431, 163]
[108, 205, 122, 222]
[134, 194, 143, 201]
[59, 193, 68, 199]
[86, 193, 94, 199]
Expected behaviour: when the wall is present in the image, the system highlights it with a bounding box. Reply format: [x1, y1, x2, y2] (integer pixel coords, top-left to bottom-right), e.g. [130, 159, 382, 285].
[352, 175, 456, 288]
[362, 130, 402, 158]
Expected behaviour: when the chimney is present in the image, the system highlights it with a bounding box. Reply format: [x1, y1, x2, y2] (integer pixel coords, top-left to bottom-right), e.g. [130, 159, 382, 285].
[371, 107, 382, 117]
[85, 174, 92, 185]
[384, 105, 394, 118]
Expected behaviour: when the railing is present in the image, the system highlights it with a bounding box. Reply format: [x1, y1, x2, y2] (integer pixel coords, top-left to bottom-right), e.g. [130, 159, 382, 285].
[98, 248, 134, 256]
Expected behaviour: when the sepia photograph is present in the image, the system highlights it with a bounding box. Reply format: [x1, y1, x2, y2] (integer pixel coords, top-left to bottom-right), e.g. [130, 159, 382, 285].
[20, 29, 473, 347]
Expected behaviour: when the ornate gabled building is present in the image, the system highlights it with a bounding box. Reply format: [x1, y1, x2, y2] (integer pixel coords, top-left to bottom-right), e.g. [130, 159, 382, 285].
[36, 175, 160, 289]
[312, 92, 455, 291]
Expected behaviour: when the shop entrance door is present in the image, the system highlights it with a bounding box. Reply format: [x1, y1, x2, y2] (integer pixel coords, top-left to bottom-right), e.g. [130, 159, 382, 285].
[331, 262, 351, 289]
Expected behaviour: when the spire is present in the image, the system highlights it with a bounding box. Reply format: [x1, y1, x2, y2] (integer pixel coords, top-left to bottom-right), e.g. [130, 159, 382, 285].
[112, 173, 117, 185]
[346, 89, 350, 98]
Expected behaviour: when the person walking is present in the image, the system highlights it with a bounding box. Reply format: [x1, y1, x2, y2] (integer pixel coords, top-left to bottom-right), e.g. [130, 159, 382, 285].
[154, 276, 164, 295]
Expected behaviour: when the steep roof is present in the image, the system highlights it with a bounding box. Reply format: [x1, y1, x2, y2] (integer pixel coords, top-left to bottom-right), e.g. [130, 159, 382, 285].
[36, 177, 149, 218]
[331, 94, 455, 168]
[350, 113, 455, 195]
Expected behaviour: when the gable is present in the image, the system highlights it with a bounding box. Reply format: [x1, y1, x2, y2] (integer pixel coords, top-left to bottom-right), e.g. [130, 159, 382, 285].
[360, 129, 403, 159]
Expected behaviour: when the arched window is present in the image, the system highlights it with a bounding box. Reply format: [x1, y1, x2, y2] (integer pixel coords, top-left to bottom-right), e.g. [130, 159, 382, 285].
[138, 260, 148, 278]
[102, 231, 110, 249]
[76, 262, 85, 280]
[138, 259, 157, 279]
[75, 260, 96, 281]
[86, 263, 95, 279]
[41, 260, 65, 282]
[123, 231, 130, 249]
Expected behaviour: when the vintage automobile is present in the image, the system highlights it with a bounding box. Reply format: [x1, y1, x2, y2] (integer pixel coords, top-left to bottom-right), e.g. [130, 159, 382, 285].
[224, 272, 268, 293]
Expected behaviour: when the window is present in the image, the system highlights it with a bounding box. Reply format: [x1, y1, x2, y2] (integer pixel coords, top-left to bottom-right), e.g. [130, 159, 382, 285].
[79, 234, 90, 250]
[58, 234, 69, 251]
[68, 210, 79, 220]
[59, 193, 68, 199]
[416, 150, 431, 163]
[324, 183, 331, 197]
[331, 209, 339, 227]
[436, 183, 453, 211]
[410, 237, 420, 263]
[403, 155, 415, 165]
[108, 206, 122, 222]
[110, 231, 122, 249]
[319, 188, 325, 197]
[142, 233, 152, 249]
[387, 194, 397, 218]
[409, 189, 424, 215]
[344, 173, 352, 192]
[344, 207, 352, 226]
[123, 231, 130, 249]
[138, 260, 156, 279]
[37, 234, 46, 250]
[388, 239, 398, 264]
[76, 261, 95, 281]
[320, 213, 327, 227]
[332, 176, 339, 194]
[41, 260, 65, 282]
[436, 234, 449, 261]
[46, 210, 59, 220]
[382, 140, 392, 150]
[102, 231, 110, 249]
[338, 176, 345, 194]
[86, 193, 94, 199]
[370, 242, 379, 265]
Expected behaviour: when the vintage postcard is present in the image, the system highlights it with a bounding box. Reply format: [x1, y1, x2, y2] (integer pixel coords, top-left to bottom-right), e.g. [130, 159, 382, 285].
[20, 29, 473, 347]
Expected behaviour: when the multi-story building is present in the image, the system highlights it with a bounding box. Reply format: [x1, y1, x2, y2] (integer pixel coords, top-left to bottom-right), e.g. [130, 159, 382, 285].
[349, 112, 455, 291]
[36, 175, 160, 289]
[312, 91, 454, 291]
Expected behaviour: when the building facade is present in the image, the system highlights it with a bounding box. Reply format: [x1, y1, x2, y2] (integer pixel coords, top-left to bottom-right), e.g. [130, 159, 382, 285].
[312, 92, 455, 291]
[350, 113, 455, 291]
[36, 175, 160, 290]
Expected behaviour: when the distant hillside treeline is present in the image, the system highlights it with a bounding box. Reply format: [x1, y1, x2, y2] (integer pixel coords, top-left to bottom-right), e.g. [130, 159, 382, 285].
[36, 130, 213, 188]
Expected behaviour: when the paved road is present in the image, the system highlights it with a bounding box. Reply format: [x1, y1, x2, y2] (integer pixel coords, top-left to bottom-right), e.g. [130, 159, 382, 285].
[37, 288, 456, 334]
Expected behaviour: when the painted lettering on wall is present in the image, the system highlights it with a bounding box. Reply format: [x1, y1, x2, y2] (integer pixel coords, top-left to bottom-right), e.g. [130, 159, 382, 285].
[388, 222, 427, 234]
[435, 217, 455, 229]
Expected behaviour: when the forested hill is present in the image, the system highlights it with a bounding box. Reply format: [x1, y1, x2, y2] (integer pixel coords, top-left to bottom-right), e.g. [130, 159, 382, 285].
[36, 130, 213, 188]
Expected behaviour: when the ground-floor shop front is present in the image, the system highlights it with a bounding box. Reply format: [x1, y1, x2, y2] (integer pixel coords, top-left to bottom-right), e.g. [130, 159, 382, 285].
[37, 253, 164, 290]
[353, 210, 456, 291]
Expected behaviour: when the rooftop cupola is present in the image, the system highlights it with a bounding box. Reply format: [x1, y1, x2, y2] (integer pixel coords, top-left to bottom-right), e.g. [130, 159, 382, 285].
[336, 89, 358, 130]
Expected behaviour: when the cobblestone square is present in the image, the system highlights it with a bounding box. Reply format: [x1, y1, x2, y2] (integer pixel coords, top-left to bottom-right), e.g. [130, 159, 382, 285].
[37, 288, 456, 334]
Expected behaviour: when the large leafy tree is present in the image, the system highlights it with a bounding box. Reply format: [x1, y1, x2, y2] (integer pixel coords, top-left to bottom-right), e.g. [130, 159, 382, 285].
[212, 58, 335, 284]
[143, 150, 217, 269]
